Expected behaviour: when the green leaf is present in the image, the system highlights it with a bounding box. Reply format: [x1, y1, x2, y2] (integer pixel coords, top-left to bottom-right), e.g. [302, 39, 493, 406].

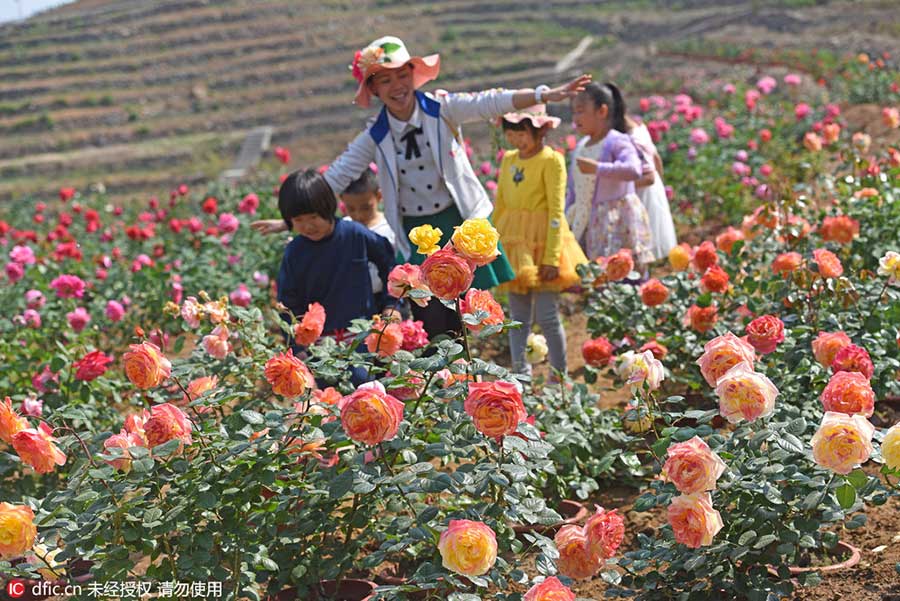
[835, 483, 856, 509]
[240, 410, 265, 425]
[131, 457, 155, 473]
[738, 530, 757, 546]
[380, 42, 402, 55]
[329, 470, 354, 499]
[754, 534, 777, 549]
[50, 355, 66, 372]
[847, 469, 868, 489]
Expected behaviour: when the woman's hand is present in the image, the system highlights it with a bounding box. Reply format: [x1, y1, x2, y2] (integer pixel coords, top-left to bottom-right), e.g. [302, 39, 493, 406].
[543, 74, 593, 103]
[251, 219, 288, 235]
[576, 157, 598, 175]
[539, 265, 560, 281]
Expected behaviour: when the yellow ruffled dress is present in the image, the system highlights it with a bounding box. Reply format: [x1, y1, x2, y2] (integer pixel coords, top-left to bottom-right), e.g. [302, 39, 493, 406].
[493, 146, 588, 295]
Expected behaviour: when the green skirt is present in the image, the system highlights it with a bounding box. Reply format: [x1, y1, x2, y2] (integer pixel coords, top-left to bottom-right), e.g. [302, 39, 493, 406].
[402, 205, 515, 290]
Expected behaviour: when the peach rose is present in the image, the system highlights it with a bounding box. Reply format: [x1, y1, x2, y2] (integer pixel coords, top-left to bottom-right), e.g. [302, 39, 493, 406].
[715, 226, 744, 254]
[464, 381, 527, 439]
[365, 318, 404, 357]
[124, 409, 150, 445]
[203, 299, 229, 324]
[312, 386, 342, 406]
[603, 249, 634, 281]
[583, 337, 614, 367]
[772, 252, 802, 275]
[184, 375, 218, 403]
[438, 519, 498, 577]
[745, 314, 785, 355]
[697, 332, 757, 387]
[812, 331, 852, 367]
[820, 216, 860, 245]
[264, 349, 311, 397]
[700, 265, 730, 294]
[123, 341, 171, 389]
[640, 279, 670, 306]
[668, 243, 691, 271]
[812, 248, 843, 279]
[387, 263, 431, 307]
[460, 289, 505, 333]
[822, 122, 841, 144]
[523, 577, 575, 601]
[12, 422, 67, 474]
[103, 430, 143, 472]
[451, 218, 500, 267]
[181, 296, 202, 328]
[821, 371, 875, 417]
[686, 304, 718, 333]
[583, 507, 625, 560]
[294, 302, 326, 347]
[202, 324, 232, 360]
[663, 436, 727, 494]
[811, 412, 874, 474]
[0, 396, 28, 444]
[421, 248, 475, 300]
[831, 344, 874, 379]
[640, 340, 668, 360]
[803, 131, 822, 152]
[691, 241, 719, 272]
[714, 362, 778, 424]
[0, 502, 37, 559]
[554, 524, 601, 580]
[144, 403, 193, 451]
[667, 492, 723, 548]
[881, 422, 900, 470]
[339, 382, 405, 445]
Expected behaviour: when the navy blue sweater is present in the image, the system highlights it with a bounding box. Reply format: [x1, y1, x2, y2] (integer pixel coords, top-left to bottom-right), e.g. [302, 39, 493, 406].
[276, 219, 396, 334]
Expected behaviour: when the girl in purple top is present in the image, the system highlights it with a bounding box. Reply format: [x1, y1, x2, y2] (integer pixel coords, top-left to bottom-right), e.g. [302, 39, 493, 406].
[565, 82, 653, 269]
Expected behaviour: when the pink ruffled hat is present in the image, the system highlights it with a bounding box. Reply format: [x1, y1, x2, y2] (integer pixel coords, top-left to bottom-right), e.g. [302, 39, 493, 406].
[350, 36, 441, 108]
[499, 104, 561, 129]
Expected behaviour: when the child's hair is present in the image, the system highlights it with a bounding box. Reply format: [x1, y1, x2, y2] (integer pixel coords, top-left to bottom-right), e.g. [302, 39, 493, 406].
[579, 82, 627, 133]
[501, 118, 544, 138]
[278, 168, 337, 229]
[343, 167, 379, 196]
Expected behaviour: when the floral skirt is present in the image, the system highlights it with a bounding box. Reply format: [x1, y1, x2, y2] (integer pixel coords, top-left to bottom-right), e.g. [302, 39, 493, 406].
[586, 194, 654, 265]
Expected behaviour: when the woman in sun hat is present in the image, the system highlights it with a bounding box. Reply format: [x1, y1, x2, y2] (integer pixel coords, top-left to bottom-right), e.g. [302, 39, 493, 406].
[493, 104, 588, 378]
[257, 36, 590, 338]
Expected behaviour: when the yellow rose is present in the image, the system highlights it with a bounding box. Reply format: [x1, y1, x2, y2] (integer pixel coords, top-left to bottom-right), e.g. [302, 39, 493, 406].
[668, 243, 691, 271]
[882, 422, 900, 470]
[451, 218, 500, 266]
[0, 502, 37, 559]
[408, 224, 443, 256]
[438, 519, 497, 577]
[811, 412, 874, 475]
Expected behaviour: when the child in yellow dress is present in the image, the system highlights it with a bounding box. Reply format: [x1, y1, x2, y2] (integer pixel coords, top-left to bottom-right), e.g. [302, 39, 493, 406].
[493, 105, 588, 378]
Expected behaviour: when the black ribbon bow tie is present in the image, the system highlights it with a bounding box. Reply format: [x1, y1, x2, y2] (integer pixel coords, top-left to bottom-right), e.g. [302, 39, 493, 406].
[400, 126, 424, 161]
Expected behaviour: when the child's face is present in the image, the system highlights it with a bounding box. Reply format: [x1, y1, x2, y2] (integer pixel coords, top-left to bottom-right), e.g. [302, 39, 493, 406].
[341, 191, 380, 224]
[571, 95, 608, 137]
[504, 127, 542, 156]
[369, 65, 415, 117]
[290, 214, 334, 241]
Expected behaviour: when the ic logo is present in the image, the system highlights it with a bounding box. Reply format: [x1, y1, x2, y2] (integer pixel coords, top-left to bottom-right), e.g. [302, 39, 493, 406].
[5, 579, 26, 598]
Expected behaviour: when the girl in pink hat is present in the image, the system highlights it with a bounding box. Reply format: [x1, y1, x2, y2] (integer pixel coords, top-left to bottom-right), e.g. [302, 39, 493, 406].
[494, 106, 588, 379]
[259, 36, 590, 338]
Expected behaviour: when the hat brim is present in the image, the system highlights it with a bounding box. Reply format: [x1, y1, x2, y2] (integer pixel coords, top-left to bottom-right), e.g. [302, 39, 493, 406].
[354, 54, 441, 108]
[499, 111, 562, 129]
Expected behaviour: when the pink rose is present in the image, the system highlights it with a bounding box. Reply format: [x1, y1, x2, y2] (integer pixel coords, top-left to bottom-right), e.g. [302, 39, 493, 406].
[831, 344, 874, 379]
[812, 331, 852, 367]
[583, 507, 625, 560]
[667, 492, 723, 548]
[105, 300, 126, 322]
[202, 325, 232, 360]
[50, 274, 86, 298]
[421, 249, 474, 300]
[696, 332, 756, 387]
[67, 307, 91, 333]
[103, 431, 143, 472]
[745, 315, 785, 355]
[387, 263, 432, 307]
[229, 284, 252, 308]
[663, 436, 727, 494]
[554, 525, 600, 580]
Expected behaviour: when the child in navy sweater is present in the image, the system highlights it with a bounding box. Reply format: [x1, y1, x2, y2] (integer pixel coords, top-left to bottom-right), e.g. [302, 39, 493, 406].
[275, 169, 396, 350]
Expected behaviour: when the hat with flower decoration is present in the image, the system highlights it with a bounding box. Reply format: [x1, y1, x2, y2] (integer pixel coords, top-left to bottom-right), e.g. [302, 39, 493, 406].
[498, 104, 561, 129]
[350, 36, 440, 108]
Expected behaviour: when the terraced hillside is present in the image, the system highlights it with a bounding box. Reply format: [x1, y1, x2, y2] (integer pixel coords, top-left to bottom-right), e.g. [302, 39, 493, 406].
[1, 0, 899, 201]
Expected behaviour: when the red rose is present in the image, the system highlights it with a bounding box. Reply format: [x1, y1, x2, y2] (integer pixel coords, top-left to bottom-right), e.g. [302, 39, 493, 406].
[745, 315, 785, 355]
[73, 350, 114, 382]
[582, 337, 614, 367]
[202, 197, 218, 214]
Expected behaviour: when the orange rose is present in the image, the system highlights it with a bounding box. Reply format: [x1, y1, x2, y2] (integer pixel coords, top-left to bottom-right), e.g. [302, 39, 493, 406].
[0, 503, 37, 559]
[438, 519, 498, 577]
[103, 430, 143, 472]
[603, 249, 634, 281]
[803, 131, 823, 152]
[523, 577, 575, 601]
[312, 387, 342, 406]
[667, 493, 723, 548]
[822, 122, 841, 144]
[365, 317, 404, 357]
[715, 227, 744, 254]
[264, 349, 311, 397]
[460, 289, 505, 332]
[691, 241, 719, 272]
[143, 403, 193, 451]
[812, 331, 852, 367]
[696, 332, 757, 387]
[464, 380, 527, 439]
[663, 436, 727, 494]
[123, 341, 171, 389]
[819, 216, 860, 245]
[812, 412, 874, 474]
[700, 266, 730, 294]
[639, 279, 670, 306]
[812, 248, 843, 279]
[686, 304, 718, 333]
[772, 252, 802, 275]
[420, 248, 475, 300]
[12, 422, 67, 474]
[0, 396, 28, 444]
[821, 371, 875, 417]
[339, 382, 405, 445]
[582, 337, 614, 367]
[293, 302, 326, 347]
[554, 525, 600, 580]
[583, 507, 625, 560]
[639, 340, 668, 360]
